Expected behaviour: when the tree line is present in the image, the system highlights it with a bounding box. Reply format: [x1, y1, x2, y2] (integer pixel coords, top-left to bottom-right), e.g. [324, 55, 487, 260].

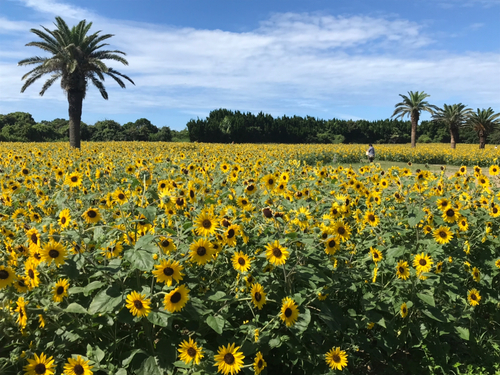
[0, 112, 189, 143]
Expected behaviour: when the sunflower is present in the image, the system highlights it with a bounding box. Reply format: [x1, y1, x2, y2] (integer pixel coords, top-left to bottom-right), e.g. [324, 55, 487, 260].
[489, 164, 499, 176]
[164, 285, 190, 313]
[25, 260, 40, 288]
[53, 278, 70, 303]
[250, 283, 266, 310]
[400, 302, 408, 318]
[81, 208, 101, 224]
[495, 259, 500, 269]
[364, 211, 380, 227]
[158, 237, 176, 254]
[413, 253, 433, 274]
[324, 236, 340, 255]
[490, 203, 500, 218]
[458, 217, 469, 231]
[253, 352, 267, 375]
[194, 211, 218, 237]
[226, 249, 250, 272]
[0, 265, 15, 289]
[280, 297, 299, 327]
[213, 343, 245, 375]
[265, 240, 289, 266]
[433, 226, 453, 245]
[442, 207, 460, 224]
[65, 171, 83, 188]
[331, 221, 351, 242]
[472, 267, 481, 282]
[125, 291, 151, 317]
[178, 337, 204, 365]
[63, 355, 93, 375]
[113, 189, 129, 205]
[223, 224, 239, 247]
[467, 289, 481, 306]
[41, 240, 67, 267]
[15, 296, 28, 329]
[262, 174, 276, 190]
[26, 228, 41, 252]
[189, 238, 214, 265]
[370, 247, 383, 264]
[244, 184, 257, 195]
[435, 261, 444, 274]
[14, 276, 29, 293]
[101, 241, 123, 259]
[23, 352, 55, 375]
[436, 198, 451, 211]
[325, 347, 348, 371]
[152, 259, 184, 286]
[58, 209, 71, 228]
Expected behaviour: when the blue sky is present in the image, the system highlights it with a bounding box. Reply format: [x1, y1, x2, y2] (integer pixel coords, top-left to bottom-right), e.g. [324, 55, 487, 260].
[1, 0, 499, 130]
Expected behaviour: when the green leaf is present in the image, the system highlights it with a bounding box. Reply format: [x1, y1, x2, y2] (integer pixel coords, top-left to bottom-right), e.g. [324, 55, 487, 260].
[455, 326, 470, 341]
[122, 349, 146, 367]
[294, 308, 311, 334]
[386, 247, 405, 260]
[208, 291, 227, 301]
[417, 292, 435, 307]
[94, 345, 105, 363]
[269, 337, 281, 348]
[124, 249, 154, 271]
[147, 311, 170, 327]
[84, 281, 105, 296]
[134, 234, 156, 252]
[115, 369, 127, 375]
[206, 315, 225, 334]
[65, 303, 87, 314]
[137, 356, 162, 375]
[139, 206, 156, 224]
[88, 286, 123, 315]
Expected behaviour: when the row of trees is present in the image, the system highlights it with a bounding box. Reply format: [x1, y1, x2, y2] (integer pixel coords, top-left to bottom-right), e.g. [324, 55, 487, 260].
[0, 112, 189, 142]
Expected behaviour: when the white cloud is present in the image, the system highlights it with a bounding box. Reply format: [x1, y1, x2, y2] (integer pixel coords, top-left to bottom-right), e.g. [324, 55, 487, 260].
[1, 0, 500, 126]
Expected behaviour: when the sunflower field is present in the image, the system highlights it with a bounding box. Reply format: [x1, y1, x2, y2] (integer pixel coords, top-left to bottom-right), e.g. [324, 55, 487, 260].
[1, 142, 500, 375]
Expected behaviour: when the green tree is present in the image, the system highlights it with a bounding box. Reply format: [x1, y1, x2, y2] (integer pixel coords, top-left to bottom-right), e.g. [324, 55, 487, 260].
[18, 16, 134, 149]
[467, 108, 500, 149]
[431, 103, 472, 149]
[391, 91, 438, 148]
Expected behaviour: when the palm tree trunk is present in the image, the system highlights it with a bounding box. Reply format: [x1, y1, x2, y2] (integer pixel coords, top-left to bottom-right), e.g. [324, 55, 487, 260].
[450, 126, 459, 149]
[479, 130, 486, 149]
[68, 89, 83, 149]
[411, 111, 419, 148]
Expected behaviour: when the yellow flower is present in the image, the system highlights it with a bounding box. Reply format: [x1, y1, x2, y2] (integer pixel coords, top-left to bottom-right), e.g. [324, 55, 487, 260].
[125, 291, 151, 317]
[400, 302, 408, 318]
[213, 343, 245, 375]
[250, 283, 266, 310]
[152, 259, 184, 286]
[52, 278, 70, 302]
[280, 297, 299, 327]
[189, 238, 215, 265]
[396, 260, 410, 280]
[232, 251, 251, 273]
[24, 352, 55, 375]
[164, 285, 190, 313]
[41, 240, 67, 267]
[253, 352, 267, 375]
[63, 355, 93, 375]
[178, 337, 204, 365]
[265, 240, 289, 266]
[325, 347, 348, 371]
[467, 289, 481, 306]
[433, 226, 453, 245]
[0, 265, 15, 289]
[413, 253, 433, 274]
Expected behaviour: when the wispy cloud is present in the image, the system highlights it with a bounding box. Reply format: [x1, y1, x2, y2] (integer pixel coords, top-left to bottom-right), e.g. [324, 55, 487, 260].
[1, 0, 499, 127]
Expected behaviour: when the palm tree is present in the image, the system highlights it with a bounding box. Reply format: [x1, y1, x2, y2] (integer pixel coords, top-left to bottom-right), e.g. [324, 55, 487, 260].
[467, 108, 500, 149]
[391, 91, 438, 148]
[18, 17, 134, 149]
[431, 103, 472, 149]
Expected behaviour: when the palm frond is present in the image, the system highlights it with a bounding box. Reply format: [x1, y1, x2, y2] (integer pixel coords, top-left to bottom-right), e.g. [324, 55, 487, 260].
[89, 73, 108, 99]
[107, 67, 135, 85]
[18, 56, 47, 66]
[39, 73, 62, 96]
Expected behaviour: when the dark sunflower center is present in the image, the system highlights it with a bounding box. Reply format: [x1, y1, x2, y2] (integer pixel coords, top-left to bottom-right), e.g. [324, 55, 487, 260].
[71, 176, 78, 182]
[0, 270, 9, 279]
[202, 219, 212, 229]
[28, 269, 35, 278]
[368, 215, 375, 222]
[446, 209, 455, 217]
[403, 307, 407, 313]
[373, 253, 379, 259]
[61, 217, 67, 224]
[328, 240, 336, 248]
[161, 240, 170, 247]
[134, 300, 143, 309]
[34, 363, 46, 374]
[337, 227, 346, 235]
[227, 229, 235, 239]
[170, 291, 182, 303]
[87, 210, 97, 218]
[238, 257, 246, 266]
[262, 208, 273, 218]
[222, 219, 230, 227]
[419, 259, 427, 266]
[284, 308, 292, 317]
[272, 248, 282, 258]
[197, 247, 207, 256]
[163, 267, 174, 276]
[118, 193, 125, 200]
[257, 359, 263, 368]
[56, 286, 65, 295]
[494, 208, 498, 214]
[18, 279, 26, 287]
[398, 267, 405, 274]
[73, 364, 84, 375]
[332, 209, 338, 215]
[471, 294, 477, 300]
[224, 353, 235, 365]
[176, 198, 184, 206]
[48, 249, 59, 259]
[31, 233, 38, 244]
[332, 354, 341, 363]
[247, 185, 254, 191]
[439, 231, 447, 238]
[190, 190, 195, 198]
[187, 347, 197, 357]
[254, 292, 262, 302]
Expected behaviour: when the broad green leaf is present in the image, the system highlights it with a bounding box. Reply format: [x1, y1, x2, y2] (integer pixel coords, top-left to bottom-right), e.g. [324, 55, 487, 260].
[136, 356, 162, 375]
[455, 326, 470, 341]
[269, 337, 281, 348]
[122, 349, 146, 367]
[88, 286, 123, 315]
[206, 315, 225, 334]
[208, 291, 227, 301]
[65, 303, 87, 314]
[134, 234, 156, 252]
[115, 369, 127, 375]
[417, 292, 435, 307]
[147, 311, 170, 327]
[124, 249, 154, 271]
[94, 345, 105, 363]
[84, 281, 104, 296]
[295, 308, 311, 334]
